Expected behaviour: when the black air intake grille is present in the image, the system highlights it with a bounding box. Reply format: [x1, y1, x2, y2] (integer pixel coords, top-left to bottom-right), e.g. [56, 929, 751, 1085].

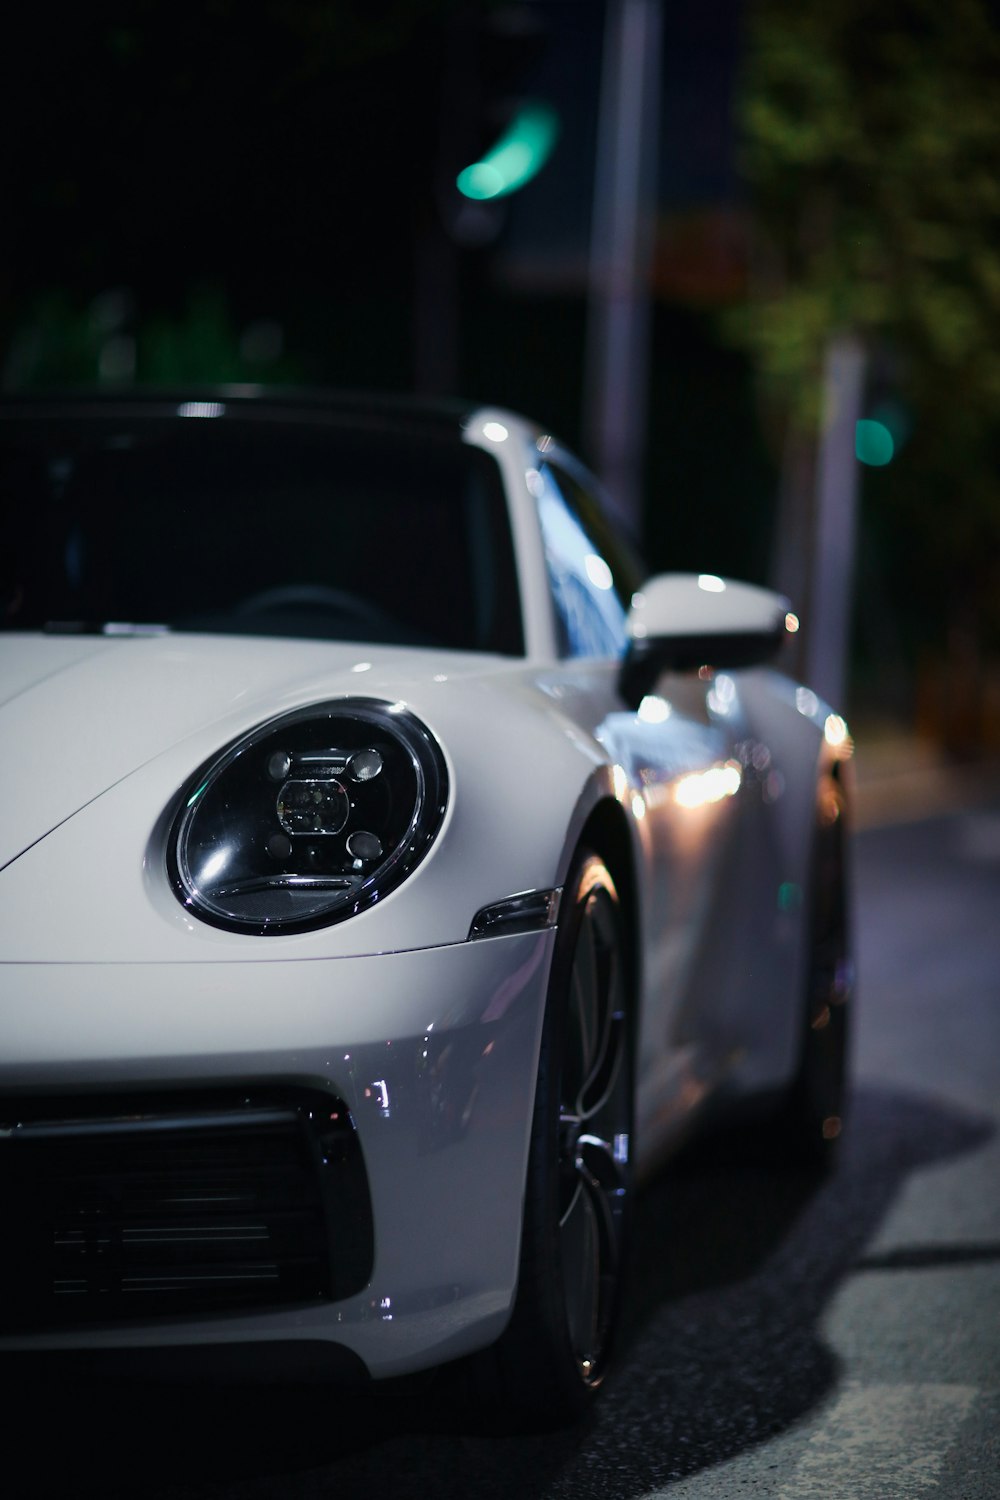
[0, 1090, 373, 1334]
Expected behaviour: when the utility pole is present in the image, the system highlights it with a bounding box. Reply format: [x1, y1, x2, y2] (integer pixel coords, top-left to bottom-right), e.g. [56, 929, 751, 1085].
[773, 335, 865, 708]
[584, 0, 662, 532]
[806, 335, 865, 709]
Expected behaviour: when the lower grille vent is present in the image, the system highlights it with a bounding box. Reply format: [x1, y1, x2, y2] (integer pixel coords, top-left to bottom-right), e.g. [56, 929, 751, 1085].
[0, 1090, 373, 1334]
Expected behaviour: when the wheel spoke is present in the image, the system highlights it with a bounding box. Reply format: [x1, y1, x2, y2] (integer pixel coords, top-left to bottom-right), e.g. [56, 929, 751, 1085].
[566, 912, 601, 1104]
[557, 887, 632, 1377]
[558, 1172, 601, 1362]
[565, 893, 626, 1123]
[579, 974, 625, 1125]
[558, 1146, 622, 1367]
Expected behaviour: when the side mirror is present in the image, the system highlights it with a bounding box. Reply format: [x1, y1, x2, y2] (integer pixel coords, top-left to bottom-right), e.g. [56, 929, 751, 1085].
[619, 573, 795, 708]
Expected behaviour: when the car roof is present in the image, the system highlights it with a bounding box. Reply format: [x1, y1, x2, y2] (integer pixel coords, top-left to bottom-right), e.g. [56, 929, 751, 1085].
[0, 388, 482, 444]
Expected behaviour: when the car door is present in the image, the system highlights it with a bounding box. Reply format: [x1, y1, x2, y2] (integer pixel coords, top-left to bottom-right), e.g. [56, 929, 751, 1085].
[527, 454, 759, 1150]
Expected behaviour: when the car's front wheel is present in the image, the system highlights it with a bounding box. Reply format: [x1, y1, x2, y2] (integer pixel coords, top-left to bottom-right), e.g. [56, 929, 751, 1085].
[486, 849, 633, 1426]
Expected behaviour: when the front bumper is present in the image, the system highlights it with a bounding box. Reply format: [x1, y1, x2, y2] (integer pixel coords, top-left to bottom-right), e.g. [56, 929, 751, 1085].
[0, 927, 555, 1377]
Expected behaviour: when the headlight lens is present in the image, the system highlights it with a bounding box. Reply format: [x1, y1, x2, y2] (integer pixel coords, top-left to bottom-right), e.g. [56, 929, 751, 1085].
[169, 699, 448, 934]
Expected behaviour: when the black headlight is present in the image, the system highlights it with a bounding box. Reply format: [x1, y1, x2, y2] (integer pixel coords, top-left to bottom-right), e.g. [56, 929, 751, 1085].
[169, 699, 448, 935]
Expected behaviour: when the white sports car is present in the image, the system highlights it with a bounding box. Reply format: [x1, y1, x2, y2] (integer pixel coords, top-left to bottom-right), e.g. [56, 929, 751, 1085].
[0, 392, 852, 1420]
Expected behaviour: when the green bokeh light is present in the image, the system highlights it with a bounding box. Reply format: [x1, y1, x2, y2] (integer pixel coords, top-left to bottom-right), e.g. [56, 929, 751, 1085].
[855, 419, 895, 467]
[456, 103, 559, 201]
[777, 881, 803, 912]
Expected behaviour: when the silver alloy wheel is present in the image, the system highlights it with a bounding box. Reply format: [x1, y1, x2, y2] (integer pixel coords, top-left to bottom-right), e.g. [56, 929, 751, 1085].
[555, 857, 631, 1386]
[480, 849, 632, 1423]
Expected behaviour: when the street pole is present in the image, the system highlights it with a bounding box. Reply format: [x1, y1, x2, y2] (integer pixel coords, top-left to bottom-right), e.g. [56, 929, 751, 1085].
[584, 0, 661, 533]
[770, 334, 864, 710]
[808, 334, 865, 709]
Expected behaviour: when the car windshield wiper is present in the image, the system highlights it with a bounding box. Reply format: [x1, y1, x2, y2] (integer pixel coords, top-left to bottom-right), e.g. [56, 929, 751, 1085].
[42, 621, 173, 636]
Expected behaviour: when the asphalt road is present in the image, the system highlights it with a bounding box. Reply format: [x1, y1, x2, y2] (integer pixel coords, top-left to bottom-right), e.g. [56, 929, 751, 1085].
[12, 798, 1000, 1499]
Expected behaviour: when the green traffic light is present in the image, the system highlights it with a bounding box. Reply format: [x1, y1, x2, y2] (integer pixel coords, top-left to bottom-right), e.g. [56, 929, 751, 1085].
[855, 419, 895, 467]
[456, 103, 559, 201]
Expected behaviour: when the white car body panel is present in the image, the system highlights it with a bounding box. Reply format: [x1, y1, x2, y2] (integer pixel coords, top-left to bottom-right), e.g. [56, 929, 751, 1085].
[0, 931, 552, 1374]
[0, 398, 846, 1376]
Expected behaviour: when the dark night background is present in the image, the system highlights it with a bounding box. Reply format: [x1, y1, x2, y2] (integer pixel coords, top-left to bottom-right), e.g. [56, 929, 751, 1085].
[3, 0, 999, 748]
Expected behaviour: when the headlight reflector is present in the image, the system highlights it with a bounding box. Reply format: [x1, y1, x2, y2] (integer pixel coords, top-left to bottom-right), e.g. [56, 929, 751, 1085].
[170, 699, 448, 934]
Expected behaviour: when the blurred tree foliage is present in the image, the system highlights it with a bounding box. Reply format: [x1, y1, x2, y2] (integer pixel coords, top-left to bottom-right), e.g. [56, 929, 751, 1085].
[3, 287, 304, 389]
[731, 0, 1000, 716]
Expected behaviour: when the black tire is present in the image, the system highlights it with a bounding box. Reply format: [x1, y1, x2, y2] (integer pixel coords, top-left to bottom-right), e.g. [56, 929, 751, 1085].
[486, 849, 633, 1426]
[780, 771, 853, 1168]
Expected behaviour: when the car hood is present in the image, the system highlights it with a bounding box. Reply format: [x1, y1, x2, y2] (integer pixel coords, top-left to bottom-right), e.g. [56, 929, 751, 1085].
[0, 632, 510, 873]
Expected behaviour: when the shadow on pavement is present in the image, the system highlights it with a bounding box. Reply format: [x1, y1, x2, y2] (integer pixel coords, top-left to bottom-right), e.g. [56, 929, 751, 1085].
[7, 1085, 993, 1500]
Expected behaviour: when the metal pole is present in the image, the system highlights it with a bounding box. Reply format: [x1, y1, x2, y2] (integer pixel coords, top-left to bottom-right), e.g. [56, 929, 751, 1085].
[806, 333, 866, 709]
[584, 0, 661, 532]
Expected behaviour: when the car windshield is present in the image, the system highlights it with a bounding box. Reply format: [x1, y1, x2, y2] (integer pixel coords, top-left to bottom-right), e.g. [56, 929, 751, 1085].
[0, 410, 524, 654]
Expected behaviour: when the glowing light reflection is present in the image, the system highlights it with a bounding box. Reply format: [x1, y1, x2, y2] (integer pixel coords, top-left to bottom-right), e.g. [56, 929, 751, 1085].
[796, 686, 820, 718]
[638, 694, 671, 724]
[673, 761, 742, 809]
[199, 847, 229, 883]
[698, 574, 726, 594]
[824, 713, 848, 747]
[707, 674, 736, 717]
[584, 553, 614, 591]
[177, 401, 225, 419]
[482, 421, 509, 443]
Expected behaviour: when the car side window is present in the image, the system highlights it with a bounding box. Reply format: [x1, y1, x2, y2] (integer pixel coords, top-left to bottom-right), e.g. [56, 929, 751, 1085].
[532, 462, 630, 659]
